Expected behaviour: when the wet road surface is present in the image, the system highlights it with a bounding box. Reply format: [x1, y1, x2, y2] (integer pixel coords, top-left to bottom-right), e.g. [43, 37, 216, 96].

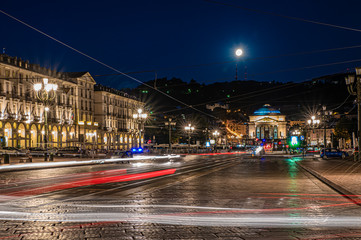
[0, 154, 361, 239]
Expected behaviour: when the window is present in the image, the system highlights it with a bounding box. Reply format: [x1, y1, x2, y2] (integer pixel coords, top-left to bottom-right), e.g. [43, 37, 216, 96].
[5, 70, 10, 79]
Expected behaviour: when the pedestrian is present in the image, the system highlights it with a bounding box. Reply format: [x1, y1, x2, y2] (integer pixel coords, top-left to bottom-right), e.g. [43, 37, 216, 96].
[26, 149, 32, 162]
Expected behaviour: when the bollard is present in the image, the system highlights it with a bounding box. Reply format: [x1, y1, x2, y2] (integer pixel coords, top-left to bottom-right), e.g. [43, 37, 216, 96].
[4, 154, 10, 164]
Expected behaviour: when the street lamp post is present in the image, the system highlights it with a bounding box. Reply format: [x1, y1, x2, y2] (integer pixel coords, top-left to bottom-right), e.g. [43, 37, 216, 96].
[33, 78, 58, 161]
[346, 70, 361, 161]
[307, 115, 320, 147]
[213, 130, 220, 152]
[185, 124, 194, 153]
[319, 106, 332, 149]
[202, 128, 210, 146]
[165, 118, 176, 153]
[307, 116, 320, 147]
[235, 48, 243, 81]
[133, 109, 147, 148]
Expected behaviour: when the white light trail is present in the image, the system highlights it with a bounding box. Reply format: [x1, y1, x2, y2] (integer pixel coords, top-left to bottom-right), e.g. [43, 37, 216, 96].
[0, 155, 180, 172]
[0, 208, 360, 227]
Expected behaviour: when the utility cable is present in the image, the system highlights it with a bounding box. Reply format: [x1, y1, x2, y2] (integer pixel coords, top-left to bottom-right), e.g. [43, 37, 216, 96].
[330, 94, 352, 111]
[0, 9, 218, 119]
[93, 44, 361, 79]
[161, 82, 300, 114]
[249, 59, 361, 77]
[203, 0, 361, 33]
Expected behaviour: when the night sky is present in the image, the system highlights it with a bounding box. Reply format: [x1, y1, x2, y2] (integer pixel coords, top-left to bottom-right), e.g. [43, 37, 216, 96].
[2, 0, 361, 89]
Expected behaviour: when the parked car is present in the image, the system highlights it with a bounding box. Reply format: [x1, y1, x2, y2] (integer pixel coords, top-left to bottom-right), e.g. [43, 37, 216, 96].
[29, 147, 57, 156]
[306, 147, 321, 154]
[0, 147, 26, 156]
[320, 148, 348, 159]
[57, 146, 84, 157]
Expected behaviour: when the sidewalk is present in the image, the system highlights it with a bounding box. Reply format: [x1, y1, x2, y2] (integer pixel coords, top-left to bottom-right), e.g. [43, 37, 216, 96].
[296, 157, 361, 203]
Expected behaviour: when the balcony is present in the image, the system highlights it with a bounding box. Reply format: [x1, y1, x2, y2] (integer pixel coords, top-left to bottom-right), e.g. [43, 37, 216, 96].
[56, 118, 64, 124]
[22, 114, 30, 121]
[25, 95, 32, 102]
[8, 113, 16, 119]
[48, 118, 58, 123]
[0, 113, 7, 120]
[10, 93, 20, 99]
[117, 128, 128, 133]
[103, 127, 112, 132]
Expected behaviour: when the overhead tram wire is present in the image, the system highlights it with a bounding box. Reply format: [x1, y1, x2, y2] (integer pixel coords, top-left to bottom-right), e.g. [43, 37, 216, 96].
[92, 44, 361, 80]
[159, 74, 353, 115]
[161, 85, 312, 115]
[0, 9, 218, 120]
[203, 0, 361, 33]
[286, 98, 356, 119]
[330, 94, 352, 112]
[160, 74, 347, 114]
[1, 10, 357, 119]
[2, 54, 360, 83]
[248, 58, 361, 77]
[223, 87, 353, 118]
[0, 9, 326, 118]
[160, 81, 301, 114]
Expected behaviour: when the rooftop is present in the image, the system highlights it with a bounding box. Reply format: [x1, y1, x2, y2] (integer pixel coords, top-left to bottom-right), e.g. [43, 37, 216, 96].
[253, 104, 281, 116]
[94, 84, 139, 101]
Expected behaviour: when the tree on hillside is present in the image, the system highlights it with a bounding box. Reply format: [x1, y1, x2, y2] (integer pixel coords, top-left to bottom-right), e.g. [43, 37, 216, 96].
[333, 118, 353, 145]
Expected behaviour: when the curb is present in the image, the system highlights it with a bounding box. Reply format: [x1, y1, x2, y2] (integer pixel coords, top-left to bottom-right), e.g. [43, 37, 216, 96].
[296, 160, 361, 206]
[0, 155, 181, 173]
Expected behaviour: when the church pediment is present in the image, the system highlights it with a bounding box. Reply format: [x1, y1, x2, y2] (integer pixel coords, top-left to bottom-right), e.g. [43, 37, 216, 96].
[255, 117, 278, 123]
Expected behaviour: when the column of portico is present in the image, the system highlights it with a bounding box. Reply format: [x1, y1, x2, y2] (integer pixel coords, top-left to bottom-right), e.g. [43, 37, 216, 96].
[248, 123, 255, 139]
[278, 122, 287, 139]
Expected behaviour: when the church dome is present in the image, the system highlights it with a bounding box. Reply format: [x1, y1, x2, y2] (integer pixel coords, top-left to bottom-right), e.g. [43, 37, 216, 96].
[253, 104, 281, 116]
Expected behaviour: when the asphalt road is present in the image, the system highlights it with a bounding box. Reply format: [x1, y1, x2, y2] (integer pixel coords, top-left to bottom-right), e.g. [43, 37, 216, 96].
[0, 153, 361, 239]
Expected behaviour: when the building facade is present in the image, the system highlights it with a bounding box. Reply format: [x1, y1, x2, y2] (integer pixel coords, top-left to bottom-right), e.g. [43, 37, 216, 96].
[307, 128, 333, 147]
[64, 72, 98, 149]
[0, 54, 144, 150]
[94, 84, 145, 150]
[248, 104, 287, 140]
[225, 120, 247, 145]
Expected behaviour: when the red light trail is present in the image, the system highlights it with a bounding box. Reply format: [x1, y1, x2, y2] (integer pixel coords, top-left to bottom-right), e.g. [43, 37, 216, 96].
[4, 168, 176, 197]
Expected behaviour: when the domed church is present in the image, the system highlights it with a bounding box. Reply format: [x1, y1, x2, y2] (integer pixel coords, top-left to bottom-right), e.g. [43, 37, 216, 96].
[248, 104, 287, 140]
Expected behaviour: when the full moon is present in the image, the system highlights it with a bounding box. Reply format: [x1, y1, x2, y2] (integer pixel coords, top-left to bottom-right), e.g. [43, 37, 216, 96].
[235, 48, 243, 56]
